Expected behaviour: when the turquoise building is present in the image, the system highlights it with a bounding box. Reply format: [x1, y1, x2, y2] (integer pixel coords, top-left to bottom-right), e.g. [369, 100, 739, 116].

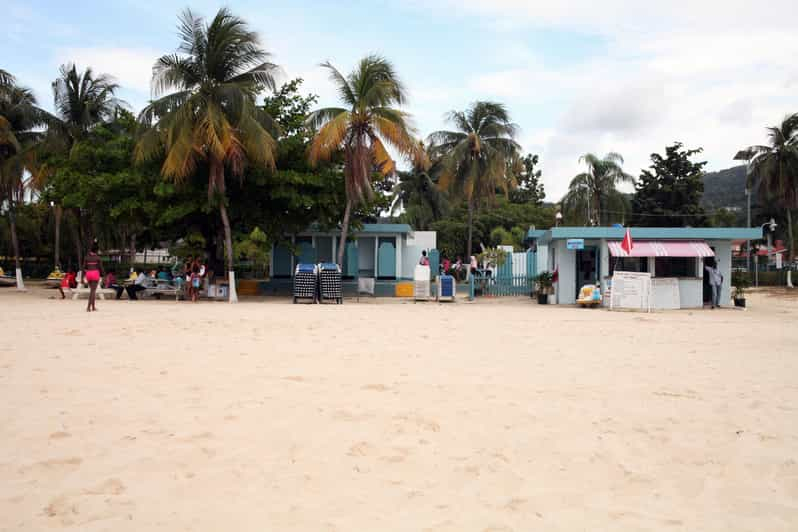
[266, 223, 437, 296]
[528, 227, 761, 308]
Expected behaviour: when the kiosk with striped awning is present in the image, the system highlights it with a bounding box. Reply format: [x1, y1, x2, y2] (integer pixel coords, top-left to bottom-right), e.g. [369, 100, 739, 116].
[608, 240, 715, 258]
[529, 226, 762, 307]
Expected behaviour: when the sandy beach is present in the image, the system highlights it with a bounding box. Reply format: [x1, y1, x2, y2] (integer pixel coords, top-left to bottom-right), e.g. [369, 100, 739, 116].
[1, 287, 797, 531]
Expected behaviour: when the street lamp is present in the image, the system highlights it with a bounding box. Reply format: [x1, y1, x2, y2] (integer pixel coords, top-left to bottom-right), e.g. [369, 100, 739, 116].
[733, 150, 753, 272]
[754, 218, 777, 287]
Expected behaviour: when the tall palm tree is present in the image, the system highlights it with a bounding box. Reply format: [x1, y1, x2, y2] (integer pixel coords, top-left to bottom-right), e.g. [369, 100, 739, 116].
[562, 152, 632, 226]
[46, 63, 122, 268]
[0, 74, 48, 289]
[307, 54, 417, 265]
[739, 113, 798, 262]
[427, 101, 520, 259]
[390, 142, 446, 230]
[136, 8, 279, 303]
[51, 64, 122, 146]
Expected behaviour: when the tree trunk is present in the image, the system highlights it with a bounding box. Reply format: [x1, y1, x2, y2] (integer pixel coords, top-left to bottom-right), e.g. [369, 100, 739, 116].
[8, 203, 25, 290]
[336, 199, 353, 267]
[466, 201, 474, 260]
[129, 233, 136, 268]
[69, 211, 83, 272]
[219, 199, 237, 303]
[54, 205, 62, 269]
[594, 190, 601, 226]
[787, 208, 794, 263]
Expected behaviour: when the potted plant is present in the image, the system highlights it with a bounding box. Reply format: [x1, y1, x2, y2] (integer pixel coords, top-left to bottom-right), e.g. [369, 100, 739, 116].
[732, 270, 751, 308]
[535, 271, 554, 304]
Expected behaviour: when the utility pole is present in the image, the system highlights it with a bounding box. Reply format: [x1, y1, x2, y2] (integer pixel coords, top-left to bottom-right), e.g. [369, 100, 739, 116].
[746, 187, 751, 273]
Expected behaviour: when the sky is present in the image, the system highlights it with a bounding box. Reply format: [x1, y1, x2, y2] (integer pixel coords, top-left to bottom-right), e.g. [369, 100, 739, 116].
[3, 0, 797, 200]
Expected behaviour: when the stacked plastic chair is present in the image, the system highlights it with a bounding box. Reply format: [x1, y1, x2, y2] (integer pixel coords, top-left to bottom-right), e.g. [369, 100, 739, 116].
[318, 262, 342, 304]
[293, 263, 318, 304]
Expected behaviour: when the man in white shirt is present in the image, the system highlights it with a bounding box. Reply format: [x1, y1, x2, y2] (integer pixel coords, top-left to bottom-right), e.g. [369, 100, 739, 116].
[704, 260, 723, 308]
[126, 271, 149, 300]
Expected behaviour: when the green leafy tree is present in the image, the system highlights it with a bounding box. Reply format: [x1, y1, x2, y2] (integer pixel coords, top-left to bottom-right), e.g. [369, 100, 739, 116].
[510, 153, 545, 205]
[391, 142, 447, 230]
[428, 101, 521, 259]
[307, 54, 417, 265]
[709, 207, 737, 228]
[738, 113, 798, 260]
[631, 143, 707, 227]
[136, 8, 280, 302]
[0, 73, 48, 287]
[228, 78, 348, 250]
[562, 152, 632, 226]
[234, 226, 270, 277]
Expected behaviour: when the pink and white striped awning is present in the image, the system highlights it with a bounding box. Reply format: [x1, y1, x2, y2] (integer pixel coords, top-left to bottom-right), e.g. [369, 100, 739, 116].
[608, 240, 715, 258]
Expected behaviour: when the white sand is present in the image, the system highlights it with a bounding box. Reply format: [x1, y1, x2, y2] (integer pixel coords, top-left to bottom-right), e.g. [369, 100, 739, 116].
[1, 287, 797, 531]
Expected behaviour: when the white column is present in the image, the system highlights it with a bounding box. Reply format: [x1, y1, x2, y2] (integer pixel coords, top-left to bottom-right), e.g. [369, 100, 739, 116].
[395, 236, 402, 279]
[374, 237, 379, 278]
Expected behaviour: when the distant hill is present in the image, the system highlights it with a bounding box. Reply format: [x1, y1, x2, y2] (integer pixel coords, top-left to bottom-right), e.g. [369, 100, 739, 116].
[701, 165, 749, 210]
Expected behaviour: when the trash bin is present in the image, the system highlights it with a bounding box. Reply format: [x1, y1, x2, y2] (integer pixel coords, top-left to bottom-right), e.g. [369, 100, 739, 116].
[437, 274, 455, 302]
[293, 263, 317, 304]
[318, 262, 342, 304]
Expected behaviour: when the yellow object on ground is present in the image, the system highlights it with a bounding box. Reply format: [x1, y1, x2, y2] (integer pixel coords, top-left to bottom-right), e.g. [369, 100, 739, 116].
[577, 284, 602, 307]
[395, 281, 414, 297]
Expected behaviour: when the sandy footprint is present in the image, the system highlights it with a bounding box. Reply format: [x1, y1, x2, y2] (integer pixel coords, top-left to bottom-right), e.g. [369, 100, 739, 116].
[19, 457, 82, 476]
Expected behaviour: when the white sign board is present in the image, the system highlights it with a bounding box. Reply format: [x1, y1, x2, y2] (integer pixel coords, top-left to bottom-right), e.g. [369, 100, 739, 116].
[610, 271, 652, 311]
[776, 252, 783, 269]
[652, 277, 680, 310]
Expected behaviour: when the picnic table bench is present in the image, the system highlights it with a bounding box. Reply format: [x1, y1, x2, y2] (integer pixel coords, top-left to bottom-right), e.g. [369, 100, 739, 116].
[69, 286, 117, 300]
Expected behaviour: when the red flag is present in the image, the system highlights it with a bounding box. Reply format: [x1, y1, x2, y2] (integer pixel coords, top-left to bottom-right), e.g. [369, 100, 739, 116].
[621, 228, 633, 255]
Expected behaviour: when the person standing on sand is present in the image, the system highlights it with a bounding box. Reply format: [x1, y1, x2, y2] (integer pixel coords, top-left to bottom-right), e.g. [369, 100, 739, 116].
[704, 258, 723, 309]
[83, 241, 103, 312]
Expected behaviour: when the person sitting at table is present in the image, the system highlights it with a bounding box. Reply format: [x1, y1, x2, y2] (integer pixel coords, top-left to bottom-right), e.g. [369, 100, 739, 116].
[157, 267, 171, 281]
[105, 271, 125, 300]
[126, 270, 149, 300]
[57, 270, 77, 299]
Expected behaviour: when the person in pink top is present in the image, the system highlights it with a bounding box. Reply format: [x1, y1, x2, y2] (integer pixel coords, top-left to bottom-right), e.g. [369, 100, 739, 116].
[419, 250, 430, 266]
[83, 241, 103, 312]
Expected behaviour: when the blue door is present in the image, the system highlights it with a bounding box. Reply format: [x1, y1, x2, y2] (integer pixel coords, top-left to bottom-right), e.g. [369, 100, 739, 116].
[296, 237, 315, 265]
[377, 238, 396, 279]
[273, 243, 292, 277]
[344, 242, 358, 277]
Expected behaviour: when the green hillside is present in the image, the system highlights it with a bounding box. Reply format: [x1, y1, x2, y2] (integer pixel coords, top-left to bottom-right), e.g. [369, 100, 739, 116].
[701, 165, 749, 210]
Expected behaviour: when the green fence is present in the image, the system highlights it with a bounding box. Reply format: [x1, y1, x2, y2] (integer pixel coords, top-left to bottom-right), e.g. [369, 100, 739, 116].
[467, 250, 536, 299]
[469, 274, 533, 298]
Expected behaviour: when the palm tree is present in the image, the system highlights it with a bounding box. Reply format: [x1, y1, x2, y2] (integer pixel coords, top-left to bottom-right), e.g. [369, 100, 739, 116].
[136, 8, 280, 303]
[51, 64, 122, 146]
[562, 152, 632, 226]
[46, 63, 122, 268]
[739, 113, 798, 262]
[427, 101, 520, 259]
[390, 142, 446, 230]
[307, 54, 417, 265]
[0, 74, 48, 289]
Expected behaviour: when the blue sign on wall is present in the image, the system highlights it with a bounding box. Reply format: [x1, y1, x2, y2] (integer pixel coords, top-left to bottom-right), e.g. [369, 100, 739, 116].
[566, 238, 585, 250]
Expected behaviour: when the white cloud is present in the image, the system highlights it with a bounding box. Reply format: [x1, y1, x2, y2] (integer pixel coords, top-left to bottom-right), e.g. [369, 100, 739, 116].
[56, 47, 160, 95]
[426, 0, 798, 199]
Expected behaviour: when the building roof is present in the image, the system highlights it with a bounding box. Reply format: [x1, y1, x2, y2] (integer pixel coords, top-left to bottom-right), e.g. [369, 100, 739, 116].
[537, 226, 762, 243]
[525, 229, 547, 241]
[359, 223, 413, 234]
[300, 223, 413, 236]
